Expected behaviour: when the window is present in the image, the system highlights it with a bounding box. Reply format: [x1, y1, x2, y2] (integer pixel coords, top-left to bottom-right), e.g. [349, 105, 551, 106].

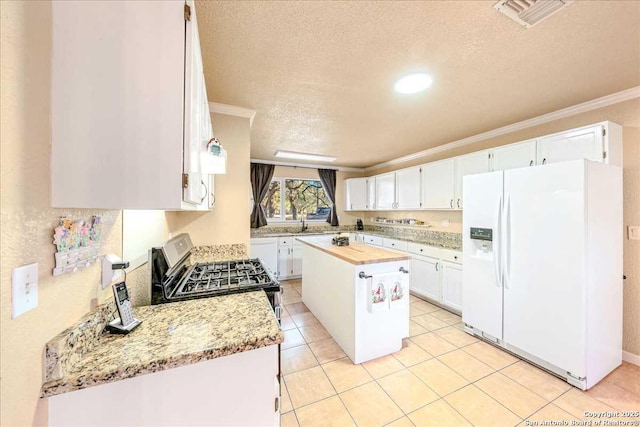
[261, 178, 331, 222]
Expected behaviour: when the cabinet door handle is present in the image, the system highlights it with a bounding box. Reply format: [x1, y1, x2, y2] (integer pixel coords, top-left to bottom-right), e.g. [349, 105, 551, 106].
[529, 160, 534, 167]
[450, 199, 454, 208]
[542, 158, 546, 165]
[399, 267, 409, 274]
[456, 198, 461, 208]
[200, 180, 207, 204]
[435, 262, 439, 271]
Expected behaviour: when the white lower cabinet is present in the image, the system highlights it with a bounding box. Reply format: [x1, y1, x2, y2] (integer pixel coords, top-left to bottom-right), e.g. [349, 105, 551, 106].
[250, 238, 278, 277]
[410, 255, 441, 301]
[440, 261, 463, 312]
[250, 237, 304, 280]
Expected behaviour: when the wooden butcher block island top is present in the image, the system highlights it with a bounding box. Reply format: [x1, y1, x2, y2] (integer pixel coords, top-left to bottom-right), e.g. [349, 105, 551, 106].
[296, 236, 411, 265]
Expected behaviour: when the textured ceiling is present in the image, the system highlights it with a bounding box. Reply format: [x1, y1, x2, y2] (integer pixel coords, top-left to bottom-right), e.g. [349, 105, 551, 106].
[196, 1, 640, 168]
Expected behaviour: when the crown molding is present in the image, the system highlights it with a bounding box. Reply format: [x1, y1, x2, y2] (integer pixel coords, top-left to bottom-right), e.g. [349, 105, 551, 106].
[209, 102, 257, 127]
[365, 85, 640, 172]
[250, 158, 365, 173]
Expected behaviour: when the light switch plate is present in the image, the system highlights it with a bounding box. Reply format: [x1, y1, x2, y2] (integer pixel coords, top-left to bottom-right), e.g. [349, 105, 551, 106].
[441, 220, 450, 227]
[629, 226, 640, 240]
[12, 263, 38, 318]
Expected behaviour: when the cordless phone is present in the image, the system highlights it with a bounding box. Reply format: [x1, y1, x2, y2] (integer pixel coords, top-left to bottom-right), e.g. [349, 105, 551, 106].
[107, 281, 141, 334]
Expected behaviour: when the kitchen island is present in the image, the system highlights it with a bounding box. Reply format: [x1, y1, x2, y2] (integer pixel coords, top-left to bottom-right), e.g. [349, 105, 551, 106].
[41, 291, 283, 426]
[296, 236, 411, 364]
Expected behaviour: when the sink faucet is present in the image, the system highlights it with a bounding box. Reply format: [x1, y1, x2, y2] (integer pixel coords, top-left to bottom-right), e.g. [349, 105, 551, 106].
[301, 213, 308, 233]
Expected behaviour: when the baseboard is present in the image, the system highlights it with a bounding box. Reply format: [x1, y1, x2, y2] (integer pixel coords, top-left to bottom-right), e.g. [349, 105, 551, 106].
[622, 350, 640, 366]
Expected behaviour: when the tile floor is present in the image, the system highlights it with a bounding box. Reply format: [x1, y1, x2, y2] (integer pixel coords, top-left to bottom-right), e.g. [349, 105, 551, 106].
[279, 279, 640, 427]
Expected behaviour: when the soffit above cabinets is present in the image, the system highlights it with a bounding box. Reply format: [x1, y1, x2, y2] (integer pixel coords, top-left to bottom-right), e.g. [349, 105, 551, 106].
[196, 1, 640, 168]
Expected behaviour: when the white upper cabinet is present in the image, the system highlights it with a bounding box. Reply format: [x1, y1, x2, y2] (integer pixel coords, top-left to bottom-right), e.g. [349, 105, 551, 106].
[51, 1, 211, 210]
[395, 166, 422, 209]
[422, 159, 455, 209]
[345, 178, 368, 211]
[537, 123, 622, 166]
[375, 173, 396, 210]
[366, 178, 376, 210]
[454, 151, 490, 209]
[490, 140, 536, 172]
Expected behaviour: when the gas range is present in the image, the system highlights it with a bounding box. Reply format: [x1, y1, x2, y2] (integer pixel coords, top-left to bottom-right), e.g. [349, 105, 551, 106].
[151, 234, 282, 319]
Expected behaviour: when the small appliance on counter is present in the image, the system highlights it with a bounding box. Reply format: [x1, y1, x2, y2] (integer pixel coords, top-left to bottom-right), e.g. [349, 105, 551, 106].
[332, 233, 350, 246]
[356, 218, 364, 231]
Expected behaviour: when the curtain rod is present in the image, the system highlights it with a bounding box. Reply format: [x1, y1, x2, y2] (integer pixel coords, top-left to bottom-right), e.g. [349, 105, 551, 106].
[250, 158, 364, 172]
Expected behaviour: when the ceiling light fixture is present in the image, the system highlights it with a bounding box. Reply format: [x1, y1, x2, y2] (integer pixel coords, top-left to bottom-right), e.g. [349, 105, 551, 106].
[274, 151, 337, 163]
[394, 72, 433, 94]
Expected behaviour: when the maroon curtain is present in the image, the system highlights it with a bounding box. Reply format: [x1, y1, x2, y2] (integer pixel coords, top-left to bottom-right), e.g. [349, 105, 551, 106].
[250, 163, 275, 228]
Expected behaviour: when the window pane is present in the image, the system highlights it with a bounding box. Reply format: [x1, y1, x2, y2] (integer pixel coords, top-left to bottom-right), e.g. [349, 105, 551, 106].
[284, 179, 331, 220]
[261, 181, 281, 218]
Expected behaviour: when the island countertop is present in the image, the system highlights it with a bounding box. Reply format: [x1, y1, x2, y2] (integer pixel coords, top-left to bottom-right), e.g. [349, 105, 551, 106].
[296, 235, 411, 265]
[41, 291, 283, 398]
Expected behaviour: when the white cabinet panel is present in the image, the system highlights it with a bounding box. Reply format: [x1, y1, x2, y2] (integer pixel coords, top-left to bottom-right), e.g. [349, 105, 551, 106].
[345, 178, 368, 211]
[454, 151, 490, 209]
[491, 140, 536, 172]
[375, 173, 396, 210]
[441, 261, 463, 312]
[382, 238, 408, 252]
[250, 238, 278, 277]
[395, 166, 422, 209]
[362, 234, 383, 247]
[292, 242, 303, 277]
[421, 159, 455, 209]
[410, 255, 440, 301]
[366, 178, 376, 210]
[537, 125, 604, 166]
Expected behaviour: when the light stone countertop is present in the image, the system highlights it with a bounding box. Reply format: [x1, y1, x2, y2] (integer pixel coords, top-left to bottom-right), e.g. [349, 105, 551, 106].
[296, 235, 411, 265]
[41, 291, 283, 398]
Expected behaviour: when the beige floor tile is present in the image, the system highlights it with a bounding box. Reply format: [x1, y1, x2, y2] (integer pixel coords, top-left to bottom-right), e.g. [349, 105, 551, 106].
[295, 395, 355, 427]
[340, 381, 404, 427]
[410, 305, 426, 317]
[475, 372, 547, 418]
[411, 300, 441, 313]
[462, 341, 518, 370]
[299, 323, 330, 343]
[433, 326, 478, 348]
[363, 354, 405, 379]
[408, 399, 471, 427]
[409, 320, 428, 337]
[445, 385, 521, 427]
[281, 411, 299, 427]
[322, 357, 373, 392]
[385, 416, 415, 427]
[554, 388, 616, 419]
[410, 295, 420, 303]
[523, 404, 577, 426]
[284, 366, 335, 408]
[282, 306, 291, 318]
[429, 309, 462, 325]
[281, 316, 297, 331]
[411, 314, 449, 331]
[411, 333, 457, 356]
[283, 292, 302, 304]
[410, 358, 468, 397]
[393, 339, 433, 367]
[501, 361, 571, 401]
[585, 379, 640, 412]
[451, 322, 465, 331]
[286, 302, 310, 315]
[282, 328, 307, 350]
[378, 369, 439, 413]
[308, 338, 347, 364]
[291, 311, 319, 327]
[438, 349, 494, 382]
[281, 345, 319, 375]
[281, 381, 293, 413]
[603, 362, 640, 395]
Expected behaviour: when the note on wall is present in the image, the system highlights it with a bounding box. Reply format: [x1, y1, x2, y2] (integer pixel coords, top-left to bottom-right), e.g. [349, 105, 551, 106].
[122, 210, 168, 270]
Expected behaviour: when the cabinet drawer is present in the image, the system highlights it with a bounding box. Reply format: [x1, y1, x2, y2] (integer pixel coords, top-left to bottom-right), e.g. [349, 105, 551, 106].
[278, 237, 293, 247]
[441, 249, 462, 264]
[407, 243, 441, 258]
[362, 234, 383, 246]
[383, 239, 408, 252]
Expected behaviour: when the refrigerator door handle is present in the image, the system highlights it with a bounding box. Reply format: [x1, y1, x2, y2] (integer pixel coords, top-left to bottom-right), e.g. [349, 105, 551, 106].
[504, 195, 511, 289]
[494, 195, 502, 287]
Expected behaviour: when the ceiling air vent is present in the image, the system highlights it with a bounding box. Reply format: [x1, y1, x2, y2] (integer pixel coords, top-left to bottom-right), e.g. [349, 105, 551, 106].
[494, 0, 574, 28]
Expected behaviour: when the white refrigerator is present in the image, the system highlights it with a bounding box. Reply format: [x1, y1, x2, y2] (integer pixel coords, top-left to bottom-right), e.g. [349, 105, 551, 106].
[462, 159, 623, 390]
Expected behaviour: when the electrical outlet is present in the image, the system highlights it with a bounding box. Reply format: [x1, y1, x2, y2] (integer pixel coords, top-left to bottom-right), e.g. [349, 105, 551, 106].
[629, 226, 640, 240]
[12, 263, 38, 318]
[441, 220, 450, 227]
